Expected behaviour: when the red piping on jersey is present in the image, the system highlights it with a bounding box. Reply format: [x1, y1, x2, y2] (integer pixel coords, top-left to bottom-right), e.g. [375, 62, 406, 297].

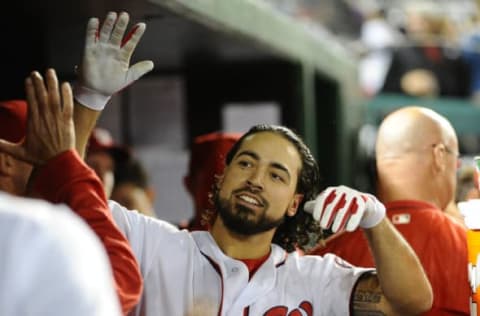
[201, 250, 289, 316]
[275, 251, 288, 268]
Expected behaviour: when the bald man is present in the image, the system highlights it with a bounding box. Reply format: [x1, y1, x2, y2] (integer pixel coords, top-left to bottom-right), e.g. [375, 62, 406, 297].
[309, 106, 469, 315]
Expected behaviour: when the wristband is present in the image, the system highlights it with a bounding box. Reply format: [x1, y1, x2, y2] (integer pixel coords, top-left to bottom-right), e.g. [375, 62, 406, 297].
[73, 84, 111, 111]
[360, 194, 386, 228]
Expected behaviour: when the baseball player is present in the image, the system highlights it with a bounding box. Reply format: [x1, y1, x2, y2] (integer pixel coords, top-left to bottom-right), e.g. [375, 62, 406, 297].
[86, 127, 132, 198]
[0, 69, 125, 315]
[62, 12, 432, 315]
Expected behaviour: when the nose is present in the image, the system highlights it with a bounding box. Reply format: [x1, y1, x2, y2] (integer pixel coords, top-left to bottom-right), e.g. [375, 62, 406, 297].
[246, 169, 264, 192]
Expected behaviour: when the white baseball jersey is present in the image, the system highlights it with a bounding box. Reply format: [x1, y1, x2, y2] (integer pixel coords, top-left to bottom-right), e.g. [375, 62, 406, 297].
[110, 200, 373, 316]
[0, 192, 121, 316]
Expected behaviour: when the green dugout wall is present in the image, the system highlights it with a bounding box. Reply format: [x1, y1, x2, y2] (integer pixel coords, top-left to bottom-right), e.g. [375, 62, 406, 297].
[366, 94, 480, 137]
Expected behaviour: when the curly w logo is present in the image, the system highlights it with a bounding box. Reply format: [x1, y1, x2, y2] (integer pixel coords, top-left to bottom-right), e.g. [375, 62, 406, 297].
[263, 301, 312, 316]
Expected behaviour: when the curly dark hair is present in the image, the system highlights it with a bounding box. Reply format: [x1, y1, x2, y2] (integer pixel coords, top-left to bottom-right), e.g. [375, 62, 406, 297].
[224, 124, 323, 252]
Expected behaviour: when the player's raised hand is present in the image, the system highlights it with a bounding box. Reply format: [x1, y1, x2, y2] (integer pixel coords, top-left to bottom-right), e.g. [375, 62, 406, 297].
[74, 11, 154, 111]
[0, 69, 75, 166]
[304, 185, 386, 233]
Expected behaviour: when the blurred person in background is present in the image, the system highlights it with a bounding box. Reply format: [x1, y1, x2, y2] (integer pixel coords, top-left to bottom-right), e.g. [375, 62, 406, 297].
[382, 2, 470, 98]
[182, 131, 241, 230]
[455, 156, 480, 229]
[460, 6, 480, 104]
[359, 5, 405, 97]
[445, 156, 480, 226]
[86, 127, 130, 198]
[111, 157, 156, 218]
[456, 157, 480, 202]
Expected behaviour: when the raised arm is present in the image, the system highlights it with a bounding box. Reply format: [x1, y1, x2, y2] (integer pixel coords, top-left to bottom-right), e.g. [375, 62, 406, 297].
[73, 12, 153, 157]
[351, 218, 432, 315]
[0, 69, 143, 315]
[305, 185, 433, 315]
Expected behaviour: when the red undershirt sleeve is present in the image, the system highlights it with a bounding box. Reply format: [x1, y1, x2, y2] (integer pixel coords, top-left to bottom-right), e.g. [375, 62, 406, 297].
[32, 149, 143, 315]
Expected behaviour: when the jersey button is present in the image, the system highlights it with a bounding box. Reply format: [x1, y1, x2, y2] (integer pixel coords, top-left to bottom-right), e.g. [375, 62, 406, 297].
[231, 267, 239, 273]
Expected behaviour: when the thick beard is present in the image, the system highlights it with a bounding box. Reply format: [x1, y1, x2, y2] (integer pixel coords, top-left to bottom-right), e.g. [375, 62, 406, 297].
[214, 192, 285, 236]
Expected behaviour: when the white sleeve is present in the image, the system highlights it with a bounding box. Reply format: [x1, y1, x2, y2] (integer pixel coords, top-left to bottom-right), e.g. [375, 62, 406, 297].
[109, 200, 184, 275]
[316, 254, 373, 315]
[109, 201, 198, 316]
[0, 196, 121, 316]
[293, 253, 373, 315]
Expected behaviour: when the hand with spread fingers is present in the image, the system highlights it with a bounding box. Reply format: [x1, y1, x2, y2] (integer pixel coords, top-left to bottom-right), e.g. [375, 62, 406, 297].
[74, 11, 154, 111]
[304, 185, 386, 233]
[0, 69, 75, 166]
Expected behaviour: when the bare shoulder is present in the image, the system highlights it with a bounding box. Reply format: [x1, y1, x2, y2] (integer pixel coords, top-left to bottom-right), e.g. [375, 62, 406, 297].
[351, 272, 400, 316]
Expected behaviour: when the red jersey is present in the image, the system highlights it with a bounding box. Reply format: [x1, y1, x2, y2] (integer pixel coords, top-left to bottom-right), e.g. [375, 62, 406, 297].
[309, 200, 469, 315]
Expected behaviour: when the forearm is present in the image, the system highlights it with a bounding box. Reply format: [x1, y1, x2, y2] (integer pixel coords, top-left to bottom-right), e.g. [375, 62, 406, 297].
[364, 218, 432, 314]
[74, 100, 101, 158]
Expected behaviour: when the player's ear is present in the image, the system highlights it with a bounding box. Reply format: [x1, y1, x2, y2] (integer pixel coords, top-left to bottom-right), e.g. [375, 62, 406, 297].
[146, 186, 156, 203]
[287, 194, 303, 217]
[215, 173, 225, 188]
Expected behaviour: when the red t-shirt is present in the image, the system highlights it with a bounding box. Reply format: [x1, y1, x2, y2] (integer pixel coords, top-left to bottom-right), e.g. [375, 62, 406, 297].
[309, 200, 470, 315]
[239, 251, 270, 279]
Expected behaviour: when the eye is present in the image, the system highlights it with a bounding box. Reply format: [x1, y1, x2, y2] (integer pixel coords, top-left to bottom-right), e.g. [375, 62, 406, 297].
[271, 172, 286, 183]
[237, 160, 252, 169]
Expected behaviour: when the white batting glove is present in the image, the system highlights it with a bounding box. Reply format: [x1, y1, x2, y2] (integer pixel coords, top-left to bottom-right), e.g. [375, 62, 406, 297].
[74, 11, 154, 111]
[304, 185, 386, 233]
